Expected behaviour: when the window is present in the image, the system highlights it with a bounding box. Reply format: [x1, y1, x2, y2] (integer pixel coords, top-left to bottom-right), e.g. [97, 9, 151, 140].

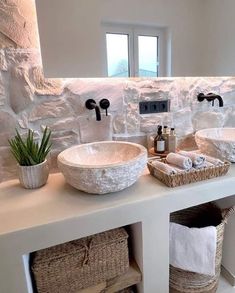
[106, 33, 130, 77]
[103, 24, 169, 77]
[138, 35, 159, 77]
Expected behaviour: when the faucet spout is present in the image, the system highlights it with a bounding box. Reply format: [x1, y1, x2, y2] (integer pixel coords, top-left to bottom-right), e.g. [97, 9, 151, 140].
[92, 103, 101, 121]
[216, 95, 224, 107]
[85, 99, 101, 121]
[197, 93, 224, 107]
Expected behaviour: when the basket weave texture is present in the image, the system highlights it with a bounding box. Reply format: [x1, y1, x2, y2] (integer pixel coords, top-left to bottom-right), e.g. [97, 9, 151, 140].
[147, 159, 230, 187]
[170, 203, 235, 293]
[31, 228, 129, 293]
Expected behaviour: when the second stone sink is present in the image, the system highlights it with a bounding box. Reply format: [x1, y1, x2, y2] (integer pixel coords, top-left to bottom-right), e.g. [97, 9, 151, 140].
[195, 128, 235, 162]
[57, 141, 147, 194]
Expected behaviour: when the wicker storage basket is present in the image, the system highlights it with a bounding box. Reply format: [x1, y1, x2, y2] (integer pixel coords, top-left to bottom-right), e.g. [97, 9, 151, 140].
[147, 159, 230, 187]
[31, 228, 129, 293]
[118, 288, 134, 293]
[170, 203, 235, 293]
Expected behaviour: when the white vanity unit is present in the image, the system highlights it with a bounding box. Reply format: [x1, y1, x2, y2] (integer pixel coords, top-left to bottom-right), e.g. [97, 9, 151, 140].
[1, 167, 235, 293]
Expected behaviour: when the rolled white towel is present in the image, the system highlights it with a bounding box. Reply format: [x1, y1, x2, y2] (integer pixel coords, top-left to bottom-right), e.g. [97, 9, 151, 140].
[151, 160, 178, 175]
[194, 161, 214, 170]
[178, 150, 205, 167]
[204, 155, 224, 166]
[166, 153, 192, 170]
[167, 163, 187, 173]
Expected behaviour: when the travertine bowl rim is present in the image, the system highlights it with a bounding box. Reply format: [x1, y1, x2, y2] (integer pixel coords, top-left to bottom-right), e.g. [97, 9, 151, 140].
[57, 141, 147, 169]
[195, 128, 235, 144]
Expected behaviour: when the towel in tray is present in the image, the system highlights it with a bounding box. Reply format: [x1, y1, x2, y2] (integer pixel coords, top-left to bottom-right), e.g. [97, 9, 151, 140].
[204, 155, 224, 166]
[151, 160, 178, 175]
[178, 150, 205, 167]
[169, 222, 217, 276]
[166, 153, 192, 170]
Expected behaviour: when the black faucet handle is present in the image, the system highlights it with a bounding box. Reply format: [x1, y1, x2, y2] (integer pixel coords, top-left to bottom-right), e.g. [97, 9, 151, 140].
[85, 99, 96, 110]
[99, 99, 110, 116]
[85, 99, 101, 121]
[197, 93, 205, 102]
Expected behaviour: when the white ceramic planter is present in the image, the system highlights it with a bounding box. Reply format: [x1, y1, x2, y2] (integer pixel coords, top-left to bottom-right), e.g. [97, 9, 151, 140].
[18, 160, 49, 189]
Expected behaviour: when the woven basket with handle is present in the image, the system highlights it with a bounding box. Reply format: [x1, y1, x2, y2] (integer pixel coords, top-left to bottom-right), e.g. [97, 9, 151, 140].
[31, 228, 129, 293]
[170, 203, 235, 293]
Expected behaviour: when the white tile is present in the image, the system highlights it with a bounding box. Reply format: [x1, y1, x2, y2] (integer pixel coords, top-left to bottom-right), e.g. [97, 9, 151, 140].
[218, 276, 235, 293]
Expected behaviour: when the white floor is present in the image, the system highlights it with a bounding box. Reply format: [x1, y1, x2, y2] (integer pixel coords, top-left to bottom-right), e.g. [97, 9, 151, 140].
[218, 276, 235, 293]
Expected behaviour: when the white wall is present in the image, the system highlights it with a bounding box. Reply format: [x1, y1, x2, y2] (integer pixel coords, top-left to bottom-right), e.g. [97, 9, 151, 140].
[202, 0, 235, 76]
[35, 0, 105, 77]
[36, 0, 205, 77]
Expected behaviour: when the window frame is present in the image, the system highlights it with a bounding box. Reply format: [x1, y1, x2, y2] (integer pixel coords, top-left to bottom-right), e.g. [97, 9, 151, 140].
[102, 23, 169, 77]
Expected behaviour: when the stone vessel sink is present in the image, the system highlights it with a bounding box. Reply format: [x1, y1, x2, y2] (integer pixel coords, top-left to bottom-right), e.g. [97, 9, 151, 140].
[57, 141, 147, 194]
[195, 128, 235, 162]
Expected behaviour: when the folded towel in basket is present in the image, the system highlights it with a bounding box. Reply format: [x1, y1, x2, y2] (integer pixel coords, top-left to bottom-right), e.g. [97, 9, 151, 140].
[167, 164, 187, 173]
[204, 155, 224, 166]
[151, 160, 178, 175]
[193, 161, 214, 169]
[169, 222, 217, 276]
[166, 153, 192, 170]
[178, 150, 205, 167]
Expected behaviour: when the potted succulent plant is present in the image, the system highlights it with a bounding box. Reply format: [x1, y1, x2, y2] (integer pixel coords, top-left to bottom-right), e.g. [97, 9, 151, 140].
[8, 127, 52, 189]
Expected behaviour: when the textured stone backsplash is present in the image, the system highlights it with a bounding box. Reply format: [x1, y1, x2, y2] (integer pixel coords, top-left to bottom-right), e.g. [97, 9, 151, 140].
[1, 1, 235, 182]
[1, 47, 235, 182]
[0, 0, 39, 49]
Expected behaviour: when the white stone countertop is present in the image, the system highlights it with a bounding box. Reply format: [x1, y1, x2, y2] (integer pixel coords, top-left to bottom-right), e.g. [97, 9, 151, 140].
[0, 165, 234, 237]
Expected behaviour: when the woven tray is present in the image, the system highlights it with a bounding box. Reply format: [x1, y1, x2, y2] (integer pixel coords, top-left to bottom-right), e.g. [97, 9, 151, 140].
[31, 228, 129, 293]
[147, 158, 230, 187]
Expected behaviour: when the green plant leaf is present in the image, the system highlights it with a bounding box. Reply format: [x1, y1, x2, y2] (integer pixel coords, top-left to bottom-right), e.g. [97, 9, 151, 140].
[8, 127, 52, 166]
[38, 127, 51, 162]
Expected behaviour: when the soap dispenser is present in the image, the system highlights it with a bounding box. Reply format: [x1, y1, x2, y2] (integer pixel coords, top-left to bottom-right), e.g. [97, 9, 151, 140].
[162, 125, 169, 151]
[168, 127, 177, 152]
[154, 125, 166, 154]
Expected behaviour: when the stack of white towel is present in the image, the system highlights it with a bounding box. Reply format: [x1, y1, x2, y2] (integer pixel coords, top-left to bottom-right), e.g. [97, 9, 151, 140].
[150, 151, 224, 175]
[170, 222, 217, 276]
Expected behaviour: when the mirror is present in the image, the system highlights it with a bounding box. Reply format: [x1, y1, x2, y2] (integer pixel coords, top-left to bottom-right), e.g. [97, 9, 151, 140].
[35, 0, 235, 78]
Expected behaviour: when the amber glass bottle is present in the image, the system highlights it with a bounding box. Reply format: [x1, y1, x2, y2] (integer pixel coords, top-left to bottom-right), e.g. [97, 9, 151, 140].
[154, 126, 166, 154]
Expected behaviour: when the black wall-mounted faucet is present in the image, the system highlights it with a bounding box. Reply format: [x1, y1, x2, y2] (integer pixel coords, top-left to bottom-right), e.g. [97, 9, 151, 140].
[99, 99, 110, 116]
[197, 93, 224, 107]
[85, 99, 101, 121]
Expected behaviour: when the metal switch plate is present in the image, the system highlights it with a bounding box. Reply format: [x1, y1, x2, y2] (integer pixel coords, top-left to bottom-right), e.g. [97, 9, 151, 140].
[139, 100, 170, 114]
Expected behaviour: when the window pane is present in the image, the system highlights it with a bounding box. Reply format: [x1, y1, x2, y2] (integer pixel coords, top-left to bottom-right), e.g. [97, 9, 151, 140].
[106, 33, 129, 77]
[138, 35, 158, 77]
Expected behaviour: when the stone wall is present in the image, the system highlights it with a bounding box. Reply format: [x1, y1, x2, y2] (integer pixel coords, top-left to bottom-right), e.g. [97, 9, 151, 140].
[1, 0, 235, 182]
[0, 0, 39, 49]
[1, 47, 235, 182]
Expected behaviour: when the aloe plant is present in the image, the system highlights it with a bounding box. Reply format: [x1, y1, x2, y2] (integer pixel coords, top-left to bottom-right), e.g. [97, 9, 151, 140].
[8, 127, 52, 166]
